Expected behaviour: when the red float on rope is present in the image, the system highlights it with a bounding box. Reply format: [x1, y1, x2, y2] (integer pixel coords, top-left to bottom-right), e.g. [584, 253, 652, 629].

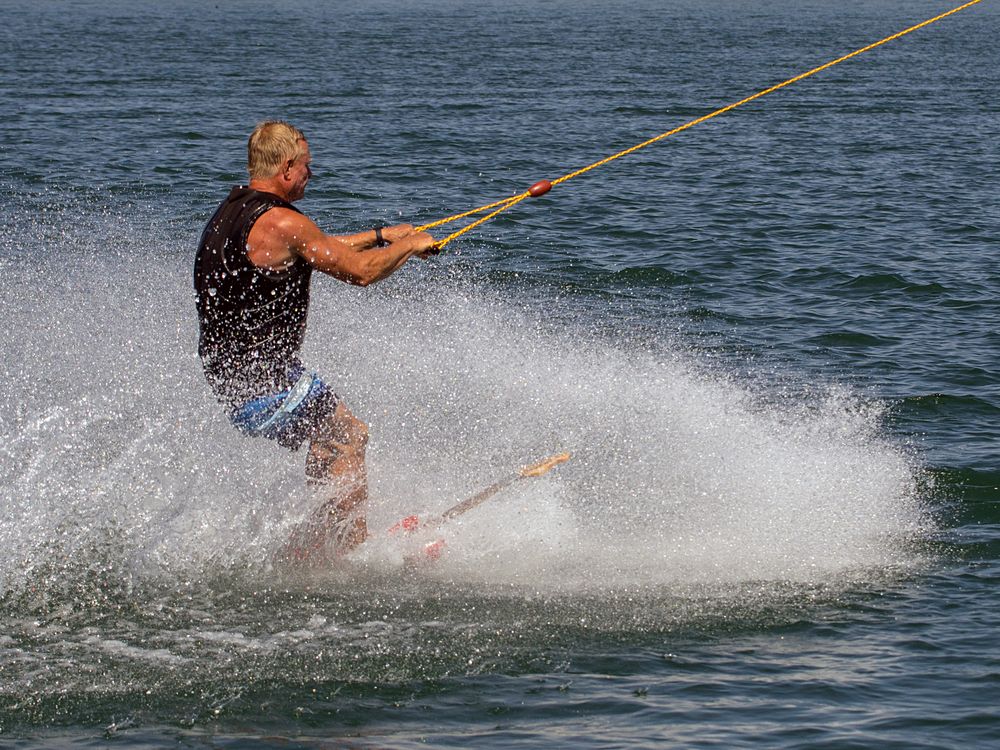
[528, 179, 553, 197]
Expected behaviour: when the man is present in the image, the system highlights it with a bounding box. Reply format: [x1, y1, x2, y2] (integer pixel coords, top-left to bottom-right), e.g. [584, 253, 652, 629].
[194, 120, 435, 557]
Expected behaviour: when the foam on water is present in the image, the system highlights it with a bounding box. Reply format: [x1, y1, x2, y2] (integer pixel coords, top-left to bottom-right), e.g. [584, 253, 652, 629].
[0, 204, 932, 605]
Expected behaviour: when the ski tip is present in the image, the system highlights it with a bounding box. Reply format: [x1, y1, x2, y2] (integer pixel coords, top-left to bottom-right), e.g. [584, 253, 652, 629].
[520, 452, 571, 478]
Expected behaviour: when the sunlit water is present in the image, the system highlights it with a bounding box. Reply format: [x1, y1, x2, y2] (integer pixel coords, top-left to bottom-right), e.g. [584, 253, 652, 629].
[1, 0, 998, 747]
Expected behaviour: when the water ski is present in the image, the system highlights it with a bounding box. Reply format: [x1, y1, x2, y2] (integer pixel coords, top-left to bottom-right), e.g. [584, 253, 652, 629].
[280, 452, 571, 565]
[388, 452, 572, 561]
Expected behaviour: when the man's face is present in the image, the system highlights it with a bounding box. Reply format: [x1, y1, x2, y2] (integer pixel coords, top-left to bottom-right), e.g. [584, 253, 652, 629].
[285, 140, 312, 201]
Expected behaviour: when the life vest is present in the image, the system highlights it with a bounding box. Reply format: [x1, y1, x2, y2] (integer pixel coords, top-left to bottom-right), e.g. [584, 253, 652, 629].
[194, 186, 312, 407]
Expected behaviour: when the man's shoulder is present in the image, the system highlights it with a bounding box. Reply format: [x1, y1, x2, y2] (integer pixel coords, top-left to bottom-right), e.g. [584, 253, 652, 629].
[254, 204, 314, 233]
[248, 204, 324, 267]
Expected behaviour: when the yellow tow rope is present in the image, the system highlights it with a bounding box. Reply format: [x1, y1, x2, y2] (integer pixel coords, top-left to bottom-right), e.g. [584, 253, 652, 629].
[416, 0, 983, 251]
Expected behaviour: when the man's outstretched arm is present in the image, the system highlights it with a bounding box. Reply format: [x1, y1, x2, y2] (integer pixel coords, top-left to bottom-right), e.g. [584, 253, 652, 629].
[248, 209, 435, 286]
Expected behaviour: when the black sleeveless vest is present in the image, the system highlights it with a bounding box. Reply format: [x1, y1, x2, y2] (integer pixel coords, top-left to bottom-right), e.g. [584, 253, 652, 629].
[194, 186, 313, 407]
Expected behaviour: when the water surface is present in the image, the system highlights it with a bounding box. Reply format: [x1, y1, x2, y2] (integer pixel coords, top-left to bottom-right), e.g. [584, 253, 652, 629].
[1, 0, 998, 747]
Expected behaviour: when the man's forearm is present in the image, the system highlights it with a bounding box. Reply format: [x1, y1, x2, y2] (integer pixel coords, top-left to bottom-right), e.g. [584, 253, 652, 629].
[336, 224, 417, 250]
[334, 229, 380, 249]
[303, 233, 429, 287]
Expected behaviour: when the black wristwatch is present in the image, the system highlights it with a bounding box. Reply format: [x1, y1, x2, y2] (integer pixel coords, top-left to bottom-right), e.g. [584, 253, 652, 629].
[374, 227, 387, 247]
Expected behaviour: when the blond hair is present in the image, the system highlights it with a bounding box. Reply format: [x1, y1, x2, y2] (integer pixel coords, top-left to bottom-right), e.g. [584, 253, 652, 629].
[247, 121, 307, 180]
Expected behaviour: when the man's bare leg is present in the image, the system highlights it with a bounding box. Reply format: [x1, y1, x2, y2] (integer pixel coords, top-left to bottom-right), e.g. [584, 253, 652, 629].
[297, 403, 369, 556]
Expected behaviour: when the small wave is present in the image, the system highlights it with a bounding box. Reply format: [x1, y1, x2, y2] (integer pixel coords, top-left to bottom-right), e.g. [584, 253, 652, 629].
[927, 466, 1000, 511]
[804, 331, 898, 348]
[896, 393, 1000, 420]
[838, 273, 948, 297]
[605, 265, 698, 285]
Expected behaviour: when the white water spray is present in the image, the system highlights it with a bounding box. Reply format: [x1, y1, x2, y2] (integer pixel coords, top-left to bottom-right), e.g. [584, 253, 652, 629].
[0, 207, 930, 601]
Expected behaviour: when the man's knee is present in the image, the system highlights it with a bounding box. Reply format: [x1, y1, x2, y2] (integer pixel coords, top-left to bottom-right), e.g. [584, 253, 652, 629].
[349, 414, 369, 450]
[325, 405, 368, 451]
